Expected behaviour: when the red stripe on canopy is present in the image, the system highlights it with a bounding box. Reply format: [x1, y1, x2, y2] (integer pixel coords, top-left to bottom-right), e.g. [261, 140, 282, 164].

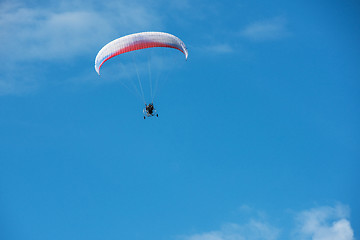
[98, 42, 185, 73]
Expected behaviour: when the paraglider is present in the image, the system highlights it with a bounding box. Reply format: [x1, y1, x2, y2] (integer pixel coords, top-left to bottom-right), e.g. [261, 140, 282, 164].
[94, 32, 188, 119]
[143, 103, 158, 119]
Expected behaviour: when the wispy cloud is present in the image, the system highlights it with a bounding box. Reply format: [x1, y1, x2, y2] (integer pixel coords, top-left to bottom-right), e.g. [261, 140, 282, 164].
[240, 17, 289, 41]
[180, 221, 280, 240]
[206, 44, 234, 54]
[0, 0, 163, 95]
[0, 0, 162, 61]
[0, 2, 290, 96]
[194, 43, 234, 55]
[178, 204, 355, 240]
[294, 204, 354, 240]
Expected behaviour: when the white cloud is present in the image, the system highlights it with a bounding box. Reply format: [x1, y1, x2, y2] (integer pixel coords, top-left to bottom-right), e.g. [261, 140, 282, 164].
[178, 204, 355, 240]
[0, 0, 162, 61]
[0, 0, 163, 95]
[180, 221, 280, 240]
[241, 17, 288, 41]
[295, 204, 355, 240]
[192, 43, 234, 56]
[206, 44, 234, 54]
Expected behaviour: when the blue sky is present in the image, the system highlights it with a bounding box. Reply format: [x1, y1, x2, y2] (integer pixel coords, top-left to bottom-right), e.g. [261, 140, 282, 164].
[0, 0, 359, 240]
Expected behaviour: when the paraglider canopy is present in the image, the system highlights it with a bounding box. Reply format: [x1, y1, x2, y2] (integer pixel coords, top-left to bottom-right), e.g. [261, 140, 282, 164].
[95, 32, 188, 75]
[94, 32, 188, 117]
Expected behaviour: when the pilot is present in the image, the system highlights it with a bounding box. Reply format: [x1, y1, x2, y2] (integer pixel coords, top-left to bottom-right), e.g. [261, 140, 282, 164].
[146, 103, 154, 115]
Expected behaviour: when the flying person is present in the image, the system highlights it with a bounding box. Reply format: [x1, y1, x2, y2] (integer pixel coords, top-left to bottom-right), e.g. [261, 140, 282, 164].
[146, 103, 154, 115]
[144, 103, 158, 119]
[94, 32, 188, 119]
